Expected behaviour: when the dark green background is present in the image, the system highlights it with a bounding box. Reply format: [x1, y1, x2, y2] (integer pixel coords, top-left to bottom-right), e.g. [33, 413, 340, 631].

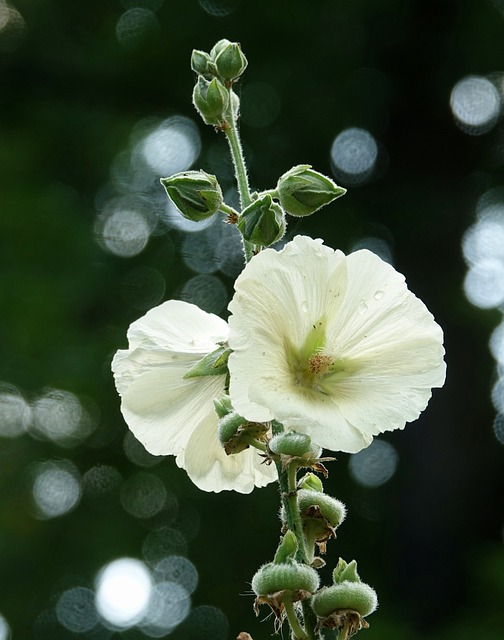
[1, 0, 503, 638]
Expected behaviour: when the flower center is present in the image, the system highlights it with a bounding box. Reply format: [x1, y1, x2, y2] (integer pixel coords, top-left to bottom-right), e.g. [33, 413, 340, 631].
[287, 318, 351, 394]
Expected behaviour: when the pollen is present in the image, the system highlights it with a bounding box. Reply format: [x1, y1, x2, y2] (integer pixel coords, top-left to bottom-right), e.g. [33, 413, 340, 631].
[308, 354, 334, 376]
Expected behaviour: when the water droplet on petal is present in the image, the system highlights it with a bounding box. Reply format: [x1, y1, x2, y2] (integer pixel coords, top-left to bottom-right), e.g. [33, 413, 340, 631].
[301, 301, 309, 313]
[374, 290, 385, 300]
[358, 300, 368, 314]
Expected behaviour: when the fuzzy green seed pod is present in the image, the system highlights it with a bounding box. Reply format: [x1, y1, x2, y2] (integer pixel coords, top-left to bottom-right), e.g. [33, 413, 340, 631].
[252, 562, 320, 597]
[298, 489, 346, 528]
[311, 581, 378, 618]
[276, 164, 346, 217]
[269, 431, 319, 457]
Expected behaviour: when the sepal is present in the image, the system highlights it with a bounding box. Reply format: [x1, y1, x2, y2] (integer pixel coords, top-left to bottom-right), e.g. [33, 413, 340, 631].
[237, 194, 286, 247]
[161, 170, 223, 221]
[183, 344, 230, 379]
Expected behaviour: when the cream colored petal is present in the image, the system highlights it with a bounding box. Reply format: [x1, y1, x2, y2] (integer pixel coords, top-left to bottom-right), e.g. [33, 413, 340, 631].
[177, 415, 277, 493]
[125, 300, 229, 353]
[116, 355, 226, 456]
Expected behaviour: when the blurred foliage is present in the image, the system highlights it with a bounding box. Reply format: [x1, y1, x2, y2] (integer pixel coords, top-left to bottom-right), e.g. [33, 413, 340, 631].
[1, 0, 504, 639]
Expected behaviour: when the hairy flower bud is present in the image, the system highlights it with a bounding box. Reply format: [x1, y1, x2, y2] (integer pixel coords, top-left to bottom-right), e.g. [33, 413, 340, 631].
[161, 170, 223, 222]
[311, 581, 378, 618]
[276, 164, 346, 217]
[298, 489, 346, 529]
[298, 472, 324, 493]
[269, 431, 321, 457]
[273, 530, 298, 564]
[215, 41, 248, 82]
[237, 194, 286, 246]
[191, 49, 213, 76]
[333, 558, 360, 584]
[192, 76, 229, 126]
[252, 562, 319, 597]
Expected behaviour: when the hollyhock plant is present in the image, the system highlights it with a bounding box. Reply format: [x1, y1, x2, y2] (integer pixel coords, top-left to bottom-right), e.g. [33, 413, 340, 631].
[111, 300, 276, 493]
[111, 39, 447, 640]
[228, 235, 446, 453]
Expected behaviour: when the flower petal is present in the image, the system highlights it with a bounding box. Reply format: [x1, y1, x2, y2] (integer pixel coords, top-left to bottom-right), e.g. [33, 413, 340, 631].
[177, 415, 277, 493]
[112, 300, 229, 456]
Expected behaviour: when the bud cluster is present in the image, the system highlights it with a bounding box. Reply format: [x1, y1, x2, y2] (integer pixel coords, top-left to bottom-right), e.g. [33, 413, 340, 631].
[191, 39, 247, 128]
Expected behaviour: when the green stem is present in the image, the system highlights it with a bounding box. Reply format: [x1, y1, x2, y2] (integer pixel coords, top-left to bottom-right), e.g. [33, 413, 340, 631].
[283, 596, 308, 640]
[223, 89, 255, 263]
[219, 202, 240, 218]
[272, 421, 320, 640]
[224, 94, 252, 209]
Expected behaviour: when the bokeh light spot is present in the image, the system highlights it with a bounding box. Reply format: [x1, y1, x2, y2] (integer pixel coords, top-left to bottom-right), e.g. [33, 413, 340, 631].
[241, 82, 281, 128]
[32, 460, 82, 519]
[349, 439, 398, 488]
[121, 266, 166, 310]
[99, 208, 150, 257]
[56, 587, 98, 633]
[142, 527, 188, 566]
[180, 605, 229, 640]
[121, 472, 167, 519]
[30, 389, 94, 447]
[462, 209, 504, 266]
[450, 76, 501, 135]
[0, 384, 31, 438]
[140, 581, 191, 636]
[95, 558, 152, 628]
[493, 413, 504, 445]
[463, 259, 504, 309]
[180, 274, 227, 314]
[0, 3, 26, 52]
[0, 613, 10, 640]
[198, 0, 241, 17]
[83, 465, 122, 511]
[141, 116, 201, 177]
[154, 556, 199, 594]
[182, 226, 221, 274]
[116, 8, 160, 49]
[330, 127, 378, 185]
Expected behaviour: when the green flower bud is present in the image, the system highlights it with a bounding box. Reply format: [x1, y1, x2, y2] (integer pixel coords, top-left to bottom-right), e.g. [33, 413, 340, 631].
[215, 41, 248, 82]
[298, 489, 346, 529]
[217, 411, 249, 450]
[183, 343, 230, 379]
[210, 38, 231, 61]
[276, 164, 346, 217]
[273, 531, 298, 564]
[192, 76, 229, 126]
[333, 558, 360, 584]
[311, 581, 378, 618]
[269, 431, 320, 457]
[161, 170, 223, 222]
[237, 194, 286, 247]
[252, 562, 319, 597]
[191, 49, 212, 76]
[298, 472, 324, 493]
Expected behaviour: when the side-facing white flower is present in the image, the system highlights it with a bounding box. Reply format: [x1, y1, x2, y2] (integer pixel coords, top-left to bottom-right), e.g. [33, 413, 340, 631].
[228, 235, 446, 453]
[112, 300, 276, 493]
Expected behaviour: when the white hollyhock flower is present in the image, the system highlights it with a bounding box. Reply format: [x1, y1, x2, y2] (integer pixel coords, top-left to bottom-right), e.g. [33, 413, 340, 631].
[228, 235, 446, 453]
[112, 300, 276, 493]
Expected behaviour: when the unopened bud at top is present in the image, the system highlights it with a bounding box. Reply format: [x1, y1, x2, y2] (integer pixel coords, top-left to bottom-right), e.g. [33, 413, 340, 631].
[237, 194, 286, 247]
[276, 164, 346, 217]
[161, 170, 223, 222]
[215, 41, 248, 82]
